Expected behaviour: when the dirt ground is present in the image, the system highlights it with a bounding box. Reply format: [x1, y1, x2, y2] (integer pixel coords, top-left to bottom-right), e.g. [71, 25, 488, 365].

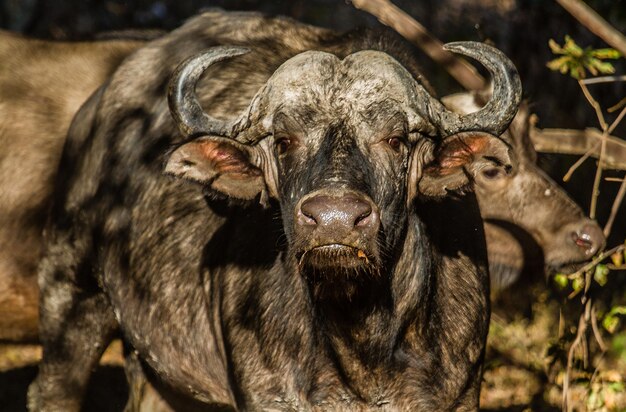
[1, 297, 624, 411]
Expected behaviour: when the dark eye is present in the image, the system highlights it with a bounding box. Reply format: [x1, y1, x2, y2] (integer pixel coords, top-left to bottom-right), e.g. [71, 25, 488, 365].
[275, 137, 292, 155]
[481, 168, 503, 179]
[386, 136, 405, 152]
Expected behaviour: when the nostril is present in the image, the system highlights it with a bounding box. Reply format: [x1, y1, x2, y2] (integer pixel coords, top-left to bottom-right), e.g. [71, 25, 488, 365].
[298, 204, 318, 226]
[354, 209, 372, 227]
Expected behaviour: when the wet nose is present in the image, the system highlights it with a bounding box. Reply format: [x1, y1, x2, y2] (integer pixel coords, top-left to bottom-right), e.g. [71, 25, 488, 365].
[569, 221, 605, 257]
[299, 194, 377, 232]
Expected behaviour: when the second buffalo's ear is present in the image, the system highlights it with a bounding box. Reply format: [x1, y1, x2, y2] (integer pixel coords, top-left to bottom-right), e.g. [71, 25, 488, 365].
[416, 131, 513, 198]
[165, 136, 266, 200]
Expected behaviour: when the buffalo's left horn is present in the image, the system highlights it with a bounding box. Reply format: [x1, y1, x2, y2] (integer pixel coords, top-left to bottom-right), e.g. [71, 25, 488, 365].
[168, 46, 250, 137]
[417, 41, 522, 137]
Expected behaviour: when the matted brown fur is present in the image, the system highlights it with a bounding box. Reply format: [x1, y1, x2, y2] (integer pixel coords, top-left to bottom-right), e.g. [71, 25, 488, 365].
[0, 31, 145, 341]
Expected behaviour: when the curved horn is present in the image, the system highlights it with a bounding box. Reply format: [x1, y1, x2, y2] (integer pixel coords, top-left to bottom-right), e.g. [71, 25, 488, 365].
[418, 41, 522, 137]
[168, 46, 250, 137]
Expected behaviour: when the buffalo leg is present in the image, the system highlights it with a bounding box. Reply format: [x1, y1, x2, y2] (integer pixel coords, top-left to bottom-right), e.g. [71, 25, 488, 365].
[27, 241, 117, 412]
[124, 350, 176, 412]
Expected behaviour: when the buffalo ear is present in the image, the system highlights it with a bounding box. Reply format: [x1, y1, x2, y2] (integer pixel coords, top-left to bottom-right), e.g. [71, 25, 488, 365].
[417, 132, 512, 198]
[165, 136, 265, 200]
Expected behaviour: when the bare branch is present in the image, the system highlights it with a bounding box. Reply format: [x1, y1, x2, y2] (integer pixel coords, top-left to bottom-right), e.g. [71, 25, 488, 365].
[530, 127, 626, 170]
[579, 81, 608, 131]
[608, 97, 626, 113]
[581, 75, 626, 85]
[608, 105, 626, 135]
[590, 303, 607, 352]
[603, 176, 626, 237]
[563, 312, 587, 411]
[555, 0, 626, 56]
[562, 141, 600, 182]
[589, 133, 605, 220]
[566, 244, 626, 279]
[349, 0, 486, 91]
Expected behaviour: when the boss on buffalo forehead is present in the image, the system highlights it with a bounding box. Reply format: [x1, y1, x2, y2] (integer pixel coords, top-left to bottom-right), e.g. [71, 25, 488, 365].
[166, 45, 520, 294]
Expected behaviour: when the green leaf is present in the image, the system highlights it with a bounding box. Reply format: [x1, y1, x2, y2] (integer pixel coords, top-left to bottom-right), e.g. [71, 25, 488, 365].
[611, 251, 623, 266]
[547, 37, 623, 80]
[594, 264, 610, 286]
[563, 35, 583, 57]
[603, 306, 626, 334]
[608, 306, 626, 317]
[588, 58, 616, 75]
[549, 38, 565, 54]
[572, 276, 585, 292]
[590, 48, 622, 59]
[554, 273, 569, 289]
[604, 314, 620, 333]
[547, 56, 571, 71]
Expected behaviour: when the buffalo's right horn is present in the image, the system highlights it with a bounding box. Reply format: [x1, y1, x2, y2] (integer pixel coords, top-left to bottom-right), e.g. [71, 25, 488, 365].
[416, 41, 522, 138]
[168, 46, 250, 138]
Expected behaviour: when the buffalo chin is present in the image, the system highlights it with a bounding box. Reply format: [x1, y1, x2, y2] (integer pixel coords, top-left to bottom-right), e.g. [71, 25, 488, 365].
[298, 244, 380, 302]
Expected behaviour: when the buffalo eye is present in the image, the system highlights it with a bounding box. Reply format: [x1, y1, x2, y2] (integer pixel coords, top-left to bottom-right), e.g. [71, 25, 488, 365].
[481, 167, 505, 179]
[386, 136, 406, 153]
[275, 137, 292, 155]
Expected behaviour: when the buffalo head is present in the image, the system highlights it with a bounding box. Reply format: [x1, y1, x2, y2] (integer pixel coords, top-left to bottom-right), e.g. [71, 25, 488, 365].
[442, 92, 605, 293]
[165, 44, 521, 301]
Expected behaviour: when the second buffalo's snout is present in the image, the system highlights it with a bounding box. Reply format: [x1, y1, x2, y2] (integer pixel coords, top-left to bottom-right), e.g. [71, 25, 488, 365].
[564, 219, 605, 259]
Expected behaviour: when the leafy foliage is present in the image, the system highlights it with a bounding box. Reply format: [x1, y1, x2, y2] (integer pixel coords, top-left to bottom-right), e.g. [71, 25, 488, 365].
[603, 306, 626, 334]
[547, 36, 621, 79]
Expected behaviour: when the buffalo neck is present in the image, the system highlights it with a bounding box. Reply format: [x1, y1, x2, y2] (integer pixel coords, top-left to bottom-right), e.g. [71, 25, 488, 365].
[214, 202, 435, 404]
[213, 195, 488, 408]
[306, 213, 434, 400]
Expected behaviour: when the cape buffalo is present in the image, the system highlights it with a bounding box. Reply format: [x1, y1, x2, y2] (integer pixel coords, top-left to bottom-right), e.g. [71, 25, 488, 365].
[441, 93, 605, 296]
[0, 12, 604, 348]
[28, 10, 522, 411]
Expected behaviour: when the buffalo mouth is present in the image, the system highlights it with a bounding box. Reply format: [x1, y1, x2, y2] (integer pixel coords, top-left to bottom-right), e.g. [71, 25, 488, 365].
[297, 244, 381, 302]
[298, 244, 375, 271]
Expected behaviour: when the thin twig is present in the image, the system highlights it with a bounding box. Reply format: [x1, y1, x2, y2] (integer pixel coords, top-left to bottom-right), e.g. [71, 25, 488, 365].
[589, 352, 606, 390]
[608, 105, 626, 135]
[563, 141, 601, 182]
[579, 81, 608, 132]
[567, 244, 626, 279]
[563, 313, 587, 411]
[590, 303, 607, 352]
[603, 175, 626, 237]
[577, 81, 607, 219]
[602, 107, 626, 235]
[582, 298, 592, 368]
[608, 97, 626, 113]
[555, 0, 626, 56]
[605, 177, 625, 182]
[589, 137, 605, 220]
[581, 75, 626, 85]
